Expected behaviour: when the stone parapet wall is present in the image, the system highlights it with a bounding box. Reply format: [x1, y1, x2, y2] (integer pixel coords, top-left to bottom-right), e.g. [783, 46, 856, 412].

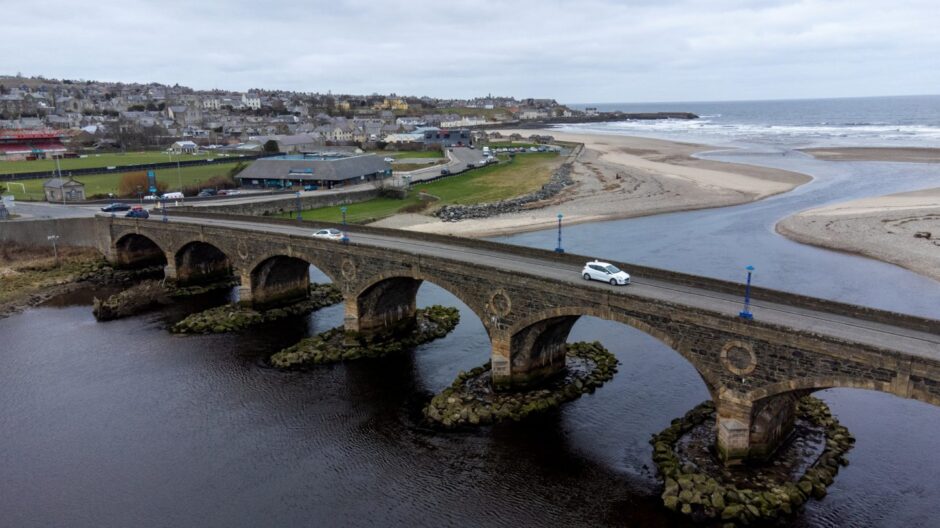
[161, 210, 940, 334]
[0, 217, 100, 248]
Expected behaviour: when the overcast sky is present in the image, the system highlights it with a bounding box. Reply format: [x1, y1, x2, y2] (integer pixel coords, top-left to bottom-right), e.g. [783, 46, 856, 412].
[5, 0, 938, 103]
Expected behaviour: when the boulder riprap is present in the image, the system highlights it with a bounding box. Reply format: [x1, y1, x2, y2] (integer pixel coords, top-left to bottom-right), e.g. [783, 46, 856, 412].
[270, 305, 459, 368]
[172, 283, 342, 334]
[651, 396, 854, 525]
[423, 341, 618, 428]
[93, 277, 239, 321]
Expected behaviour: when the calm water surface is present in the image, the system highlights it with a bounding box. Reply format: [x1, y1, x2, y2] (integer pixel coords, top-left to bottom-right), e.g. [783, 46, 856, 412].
[3, 126, 940, 526]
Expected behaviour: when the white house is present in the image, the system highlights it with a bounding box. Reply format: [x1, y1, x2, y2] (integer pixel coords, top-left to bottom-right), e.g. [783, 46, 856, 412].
[169, 140, 199, 154]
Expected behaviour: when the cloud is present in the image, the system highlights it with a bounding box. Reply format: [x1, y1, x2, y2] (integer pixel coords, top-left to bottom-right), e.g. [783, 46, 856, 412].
[3, 0, 938, 102]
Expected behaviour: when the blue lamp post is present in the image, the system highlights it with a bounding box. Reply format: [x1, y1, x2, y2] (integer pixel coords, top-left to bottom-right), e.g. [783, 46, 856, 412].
[295, 191, 302, 223]
[340, 206, 349, 244]
[739, 265, 755, 319]
[554, 213, 564, 253]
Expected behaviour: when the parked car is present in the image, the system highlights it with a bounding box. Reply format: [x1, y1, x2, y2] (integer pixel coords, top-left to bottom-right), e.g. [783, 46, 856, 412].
[100, 203, 131, 212]
[143, 194, 159, 201]
[162, 192, 184, 200]
[217, 189, 241, 196]
[440, 168, 451, 175]
[384, 157, 395, 162]
[582, 260, 631, 286]
[197, 190, 215, 197]
[466, 162, 476, 168]
[125, 206, 150, 219]
[311, 228, 344, 240]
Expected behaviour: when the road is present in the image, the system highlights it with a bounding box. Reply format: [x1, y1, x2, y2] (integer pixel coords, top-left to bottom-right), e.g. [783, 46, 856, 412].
[155, 214, 940, 358]
[395, 147, 487, 182]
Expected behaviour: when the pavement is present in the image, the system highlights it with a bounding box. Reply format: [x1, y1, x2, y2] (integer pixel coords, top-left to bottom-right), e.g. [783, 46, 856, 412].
[154, 214, 940, 359]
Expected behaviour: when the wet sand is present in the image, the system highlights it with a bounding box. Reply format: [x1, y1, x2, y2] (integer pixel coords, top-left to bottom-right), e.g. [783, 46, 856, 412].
[371, 131, 811, 237]
[801, 147, 940, 163]
[777, 188, 940, 282]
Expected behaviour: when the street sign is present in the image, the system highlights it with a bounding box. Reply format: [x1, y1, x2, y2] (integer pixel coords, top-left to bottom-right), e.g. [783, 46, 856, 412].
[147, 170, 157, 193]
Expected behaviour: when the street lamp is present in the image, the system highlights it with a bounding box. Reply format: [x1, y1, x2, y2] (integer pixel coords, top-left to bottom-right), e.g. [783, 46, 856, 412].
[340, 206, 349, 244]
[554, 213, 564, 253]
[136, 185, 143, 205]
[161, 197, 168, 223]
[47, 235, 60, 264]
[295, 191, 303, 223]
[739, 265, 755, 320]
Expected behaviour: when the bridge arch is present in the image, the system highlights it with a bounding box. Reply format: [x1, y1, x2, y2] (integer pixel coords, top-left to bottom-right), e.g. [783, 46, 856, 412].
[347, 270, 489, 341]
[746, 375, 940, 408]
[113, 233, 167, 269]
[248, 255, 316, 307]
[503, 306, 721, 392]
[173, 240, 233, 285]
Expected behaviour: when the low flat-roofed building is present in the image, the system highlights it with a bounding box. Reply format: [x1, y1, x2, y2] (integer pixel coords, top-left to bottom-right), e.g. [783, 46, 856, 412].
[43, 177, 85, 202]
[235, 153, 391, 190]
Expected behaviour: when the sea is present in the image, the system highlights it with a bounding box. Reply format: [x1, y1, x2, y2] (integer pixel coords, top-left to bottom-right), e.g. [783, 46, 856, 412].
[565, 94, 940, 149]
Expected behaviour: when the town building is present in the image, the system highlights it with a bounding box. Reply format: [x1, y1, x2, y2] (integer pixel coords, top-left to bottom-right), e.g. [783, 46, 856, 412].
[43, 177, 85, 202]
[235, 152, 390, 190]
[0, 129, 68, 160]
[421, 127, 472, 147]
[169, 140, 199, 154]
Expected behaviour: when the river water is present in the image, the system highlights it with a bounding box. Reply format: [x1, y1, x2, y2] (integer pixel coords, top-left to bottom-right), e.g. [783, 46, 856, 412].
[3, 97, 940, 526]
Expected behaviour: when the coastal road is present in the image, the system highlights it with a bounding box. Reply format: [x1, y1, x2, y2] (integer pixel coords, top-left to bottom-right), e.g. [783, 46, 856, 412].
[151, 214, 940, 358]
[397, 147, 486, 183]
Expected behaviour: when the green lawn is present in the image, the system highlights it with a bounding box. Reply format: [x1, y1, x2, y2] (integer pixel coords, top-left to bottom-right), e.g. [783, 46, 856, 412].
[0, 151, 241, 175]
[289, 152, 561, 224]
[387, 151, 444, 160]
[3, 162, 244, 200]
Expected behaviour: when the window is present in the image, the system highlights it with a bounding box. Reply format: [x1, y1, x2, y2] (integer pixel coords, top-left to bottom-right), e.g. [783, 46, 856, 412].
[605, 265, 621, 274]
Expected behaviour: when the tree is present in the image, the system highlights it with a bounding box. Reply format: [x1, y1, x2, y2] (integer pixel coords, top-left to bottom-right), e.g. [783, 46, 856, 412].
[263, 139, 280, 153]
[117, 171, 167, 198]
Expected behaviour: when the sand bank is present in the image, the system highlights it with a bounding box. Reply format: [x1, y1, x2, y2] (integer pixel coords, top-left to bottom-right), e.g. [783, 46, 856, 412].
[777, 188, 940, 282]
[370, 131, 811, 238]
[801, 147, 940, 163]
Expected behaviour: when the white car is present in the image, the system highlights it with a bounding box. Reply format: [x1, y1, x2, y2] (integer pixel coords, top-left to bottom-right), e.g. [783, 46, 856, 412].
[143, 194, 159, 201]
[582, 260, 630, 286]
[311, 228, 344, 240]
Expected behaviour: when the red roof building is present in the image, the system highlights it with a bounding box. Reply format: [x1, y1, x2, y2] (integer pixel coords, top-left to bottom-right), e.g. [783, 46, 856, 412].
[0, 129, 68, 161]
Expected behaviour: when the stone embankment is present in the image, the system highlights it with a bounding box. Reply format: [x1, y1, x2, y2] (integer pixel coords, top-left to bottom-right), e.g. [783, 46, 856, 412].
[434, 162, 575, 222]
[171, 284, 342, 334]
[270, 305, 459, 368]
[651, 397, 854, 525]
[423, 341, 618, 428]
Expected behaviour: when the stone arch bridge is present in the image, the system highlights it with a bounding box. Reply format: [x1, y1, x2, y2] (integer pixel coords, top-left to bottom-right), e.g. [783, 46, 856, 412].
[94, 214, 940, 464]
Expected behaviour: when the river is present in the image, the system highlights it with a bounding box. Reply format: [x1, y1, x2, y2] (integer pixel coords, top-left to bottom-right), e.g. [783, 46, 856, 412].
[2, 144, 940, 526]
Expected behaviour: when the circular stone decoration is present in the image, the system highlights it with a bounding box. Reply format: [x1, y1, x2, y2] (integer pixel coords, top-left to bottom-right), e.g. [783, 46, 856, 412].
[720, 341, 757, 376]
[236, 240, 250, 261]
[488, 289, 512, 318]
[341, 258, 357, 281]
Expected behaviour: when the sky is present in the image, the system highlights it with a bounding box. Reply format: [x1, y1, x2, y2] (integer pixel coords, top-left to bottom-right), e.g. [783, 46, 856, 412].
[4, 0, 939, 103]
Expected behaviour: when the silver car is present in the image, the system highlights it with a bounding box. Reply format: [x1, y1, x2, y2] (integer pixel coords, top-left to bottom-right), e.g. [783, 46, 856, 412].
[582, 260, 631, 286]
[311, 228, 344, 240]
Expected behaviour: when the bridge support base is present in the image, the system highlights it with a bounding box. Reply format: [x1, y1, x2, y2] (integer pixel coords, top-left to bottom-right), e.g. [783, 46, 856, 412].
[717, 394, 797, 465]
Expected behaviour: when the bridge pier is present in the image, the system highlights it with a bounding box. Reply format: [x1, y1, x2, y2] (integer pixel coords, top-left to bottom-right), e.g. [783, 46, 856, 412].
[345, 278, 421, 342]
[248, 257, 311, 308]
[492, 315, 578, 391]
[716, 393, 798, 465]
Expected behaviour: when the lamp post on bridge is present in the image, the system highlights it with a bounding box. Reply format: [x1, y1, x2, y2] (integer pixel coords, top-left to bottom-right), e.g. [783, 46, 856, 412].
[739, 265, 755, 320]
[295, 191, 302, 223]
[554, 213, 564, 253]
[340, 206, 349, 244]
[161, 197, 168, 223]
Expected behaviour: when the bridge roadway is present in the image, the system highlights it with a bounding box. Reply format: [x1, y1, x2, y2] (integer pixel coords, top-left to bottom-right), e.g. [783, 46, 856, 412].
[163, 214, 939, 358]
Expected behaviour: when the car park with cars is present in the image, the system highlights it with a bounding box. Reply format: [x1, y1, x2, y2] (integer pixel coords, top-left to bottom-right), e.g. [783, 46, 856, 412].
[582, 260, 631, 285]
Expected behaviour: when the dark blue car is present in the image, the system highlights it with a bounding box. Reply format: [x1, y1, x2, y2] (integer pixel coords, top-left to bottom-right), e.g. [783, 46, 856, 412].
[125, 207, 150, 219]
[101, 203, 131, 212]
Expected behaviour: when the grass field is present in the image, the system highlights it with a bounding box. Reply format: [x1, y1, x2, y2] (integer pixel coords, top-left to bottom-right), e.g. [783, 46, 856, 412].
[3, 162, 245, 200]
[0, 151, 241, 175]
[288, 152, 561, 224]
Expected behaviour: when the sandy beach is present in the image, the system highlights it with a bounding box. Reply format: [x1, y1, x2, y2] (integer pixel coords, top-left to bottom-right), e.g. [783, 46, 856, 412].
[371, 130, 811, 237]
[777, 188, 940, 282]
[801, 147, 940, 163]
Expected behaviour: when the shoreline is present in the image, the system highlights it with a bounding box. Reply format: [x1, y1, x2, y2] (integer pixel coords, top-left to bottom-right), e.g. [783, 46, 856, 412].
[800, 147, 940, 163]
[776, 188, 940, 283]
[371, 130, 812, 238]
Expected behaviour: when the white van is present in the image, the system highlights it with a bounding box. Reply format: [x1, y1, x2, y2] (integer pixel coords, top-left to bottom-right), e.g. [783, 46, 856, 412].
[482, 146, 491, 155]
[162, 192, 184, 200]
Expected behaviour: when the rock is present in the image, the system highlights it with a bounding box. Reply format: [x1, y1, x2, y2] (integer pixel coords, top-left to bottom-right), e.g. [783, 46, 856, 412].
[663, 495, 679, 511]
[721, 504, 744, 521]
